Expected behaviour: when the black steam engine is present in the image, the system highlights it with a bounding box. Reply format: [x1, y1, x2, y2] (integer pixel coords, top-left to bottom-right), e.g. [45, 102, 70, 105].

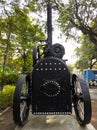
[13, 3, 91, 126]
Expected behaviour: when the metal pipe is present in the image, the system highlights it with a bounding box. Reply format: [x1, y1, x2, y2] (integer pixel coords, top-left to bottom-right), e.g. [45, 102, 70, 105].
[47, 3, 52, 45]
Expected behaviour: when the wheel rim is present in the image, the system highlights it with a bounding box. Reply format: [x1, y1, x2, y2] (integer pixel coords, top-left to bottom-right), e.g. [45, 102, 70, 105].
[20, 78, 29, 123]
[75, 78, 85, 121]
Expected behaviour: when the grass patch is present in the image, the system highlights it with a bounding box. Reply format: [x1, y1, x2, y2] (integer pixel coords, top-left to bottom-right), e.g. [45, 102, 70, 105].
[0, 85, 15, 111]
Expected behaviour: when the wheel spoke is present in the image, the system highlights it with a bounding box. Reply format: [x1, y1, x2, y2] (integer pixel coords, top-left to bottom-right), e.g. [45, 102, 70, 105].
[76, 81, 85, 120]
[20, 101, 27, 121]
[77, 101, 84, 120]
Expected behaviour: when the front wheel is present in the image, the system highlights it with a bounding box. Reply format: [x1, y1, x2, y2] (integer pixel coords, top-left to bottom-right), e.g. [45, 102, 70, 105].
[13, 75, 30, 126]
[73, 75, 92, 125]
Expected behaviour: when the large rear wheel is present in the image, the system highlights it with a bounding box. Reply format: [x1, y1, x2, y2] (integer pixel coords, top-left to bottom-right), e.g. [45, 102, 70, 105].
[73, 75, 92, 125]
[13, 75, 30, 126]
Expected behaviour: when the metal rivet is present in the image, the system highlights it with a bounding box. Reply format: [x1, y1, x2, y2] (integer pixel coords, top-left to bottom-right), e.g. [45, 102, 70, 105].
[36, 68, 39, 71]
[45, 68, 47, 70]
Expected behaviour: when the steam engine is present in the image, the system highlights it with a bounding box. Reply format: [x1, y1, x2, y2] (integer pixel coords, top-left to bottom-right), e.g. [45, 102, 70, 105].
[32, 43, 72, 115]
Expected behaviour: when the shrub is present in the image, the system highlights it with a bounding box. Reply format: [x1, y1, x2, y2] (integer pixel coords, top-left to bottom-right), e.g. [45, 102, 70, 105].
[0, 85, 15, 111]
[0, 73, 19, 90]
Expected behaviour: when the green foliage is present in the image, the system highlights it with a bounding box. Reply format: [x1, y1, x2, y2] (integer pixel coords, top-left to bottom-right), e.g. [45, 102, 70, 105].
[58, 0, 97, 45]
[0, 85, 15, 110]
[0, 1, 45, 74]
[0, 73, 19, 89]
[75, 35, 97, 71]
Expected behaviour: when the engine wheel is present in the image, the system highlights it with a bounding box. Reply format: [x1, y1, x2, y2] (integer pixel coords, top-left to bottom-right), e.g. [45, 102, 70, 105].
[13, 75, 30, 126]
[73, 75, 91, 125]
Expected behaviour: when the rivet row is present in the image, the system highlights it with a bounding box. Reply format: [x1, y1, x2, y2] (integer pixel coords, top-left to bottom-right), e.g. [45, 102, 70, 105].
[40, 62, 62, 65]
[33, 112, 71, 115]
[36, 68, 66, 71]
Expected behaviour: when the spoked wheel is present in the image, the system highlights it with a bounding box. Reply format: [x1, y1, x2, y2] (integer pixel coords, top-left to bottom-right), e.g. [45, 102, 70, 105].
[13, 75, 30, 126]
[73, 75, 92, 126]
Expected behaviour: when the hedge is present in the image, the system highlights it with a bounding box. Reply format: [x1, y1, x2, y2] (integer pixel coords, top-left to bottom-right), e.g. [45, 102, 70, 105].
[0, 73, 19, 90]
[0, 85, 15, 111]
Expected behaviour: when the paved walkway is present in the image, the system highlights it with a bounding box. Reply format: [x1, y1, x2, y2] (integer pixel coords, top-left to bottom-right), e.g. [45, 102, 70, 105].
[15, 113, 96, 130]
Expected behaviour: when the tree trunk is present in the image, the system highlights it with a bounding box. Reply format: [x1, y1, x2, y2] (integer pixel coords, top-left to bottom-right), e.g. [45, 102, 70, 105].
[89, 59, 97, 69]
[2, 32, 11, 73]
[3, 44, 9, 72]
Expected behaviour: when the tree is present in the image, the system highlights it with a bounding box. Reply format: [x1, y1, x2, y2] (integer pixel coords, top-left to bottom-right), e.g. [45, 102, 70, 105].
[12, 7, 45, 73]
[0, 1, 45, 73]
[0, 17, 14, 72]
[75, 35, 97, 71]
[57, 0, 97, 46]
[30, 0, 97, 46]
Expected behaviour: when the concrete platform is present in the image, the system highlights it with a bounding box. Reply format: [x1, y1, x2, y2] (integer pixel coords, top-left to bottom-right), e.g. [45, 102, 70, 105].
[15, 113, 96, 130]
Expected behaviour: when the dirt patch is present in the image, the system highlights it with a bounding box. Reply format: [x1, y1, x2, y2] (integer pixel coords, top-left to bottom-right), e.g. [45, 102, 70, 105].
[0, 107, 16, 130]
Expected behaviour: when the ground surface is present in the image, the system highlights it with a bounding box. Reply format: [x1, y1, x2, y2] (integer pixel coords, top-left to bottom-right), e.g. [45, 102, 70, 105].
[0, 107, 16, 130]
[91, 99, 97, 129]
[0, 88, 97, 130]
